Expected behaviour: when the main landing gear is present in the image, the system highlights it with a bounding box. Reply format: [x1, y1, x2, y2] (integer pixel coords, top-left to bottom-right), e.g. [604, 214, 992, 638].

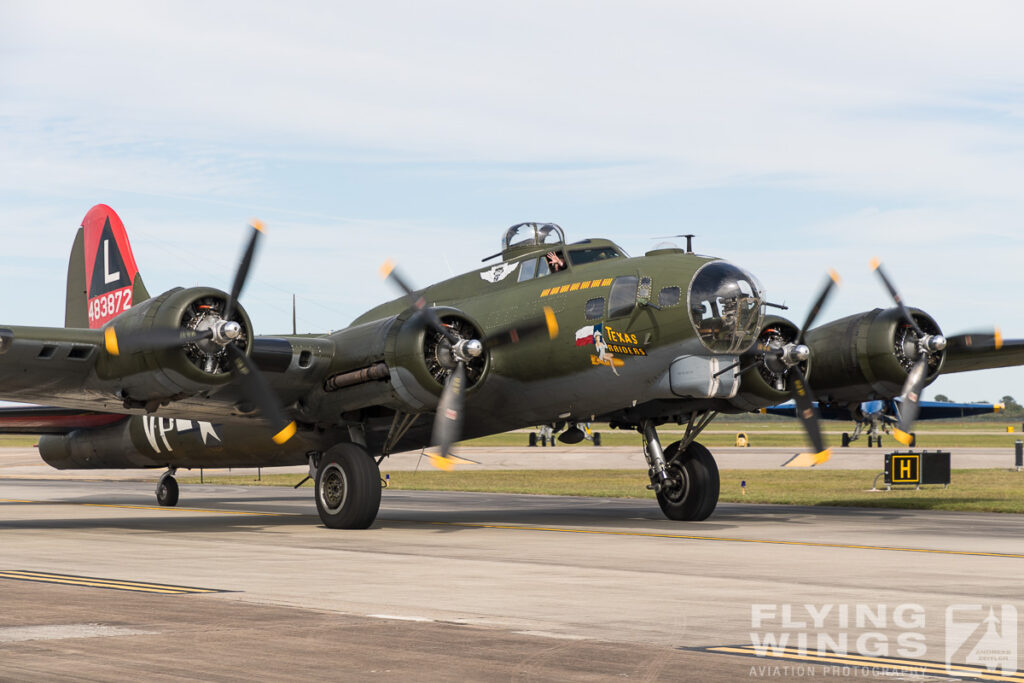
[640, 420, 720, 521]
[156, 468, 179, 507]
[314, 443, 382, 529]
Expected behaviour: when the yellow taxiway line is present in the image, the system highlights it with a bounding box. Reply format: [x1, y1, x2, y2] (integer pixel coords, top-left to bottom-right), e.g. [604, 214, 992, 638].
[707, 644, 1024, 682]
[409, 521, 1024, 559]
[0, 570, 225, 595]
[0, 498, 286, 516]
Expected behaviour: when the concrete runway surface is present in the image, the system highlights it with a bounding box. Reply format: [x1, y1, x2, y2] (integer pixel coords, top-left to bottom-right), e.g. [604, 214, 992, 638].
[4, 467, 1024, 681]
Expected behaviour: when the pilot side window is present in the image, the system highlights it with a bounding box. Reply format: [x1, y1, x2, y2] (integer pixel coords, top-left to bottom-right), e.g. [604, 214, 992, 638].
[658, 286, 681, 307]
[518, 257, 539, 282]
[607, 276, 638, 318]
[585, 297, 605, 320]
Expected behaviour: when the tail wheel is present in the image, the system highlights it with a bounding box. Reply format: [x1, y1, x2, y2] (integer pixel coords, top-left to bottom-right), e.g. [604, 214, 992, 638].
[657, 441, 719, 521]
[315, 443, 382, 529]
[156, 475, 179, 507]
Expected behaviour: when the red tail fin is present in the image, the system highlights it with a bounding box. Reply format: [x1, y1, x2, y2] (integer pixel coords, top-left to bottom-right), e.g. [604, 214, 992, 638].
[80, 205, 143, 329]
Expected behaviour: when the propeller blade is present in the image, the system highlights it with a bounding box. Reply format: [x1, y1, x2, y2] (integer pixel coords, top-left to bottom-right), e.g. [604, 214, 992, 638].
[225, 344, 296, 444]
[893, 356, 929, 446]
[105, 327, 214, 356]
[785, 365, 831, 465]
[482, 307, 559, 348]
[431, 360, 467, 460]
[380, 260, 461, 345]
[946, 330, 1003, 352]
[224, 220, 264, 322]
[871, 259, 924, 337]
[796, 269, 840, 344]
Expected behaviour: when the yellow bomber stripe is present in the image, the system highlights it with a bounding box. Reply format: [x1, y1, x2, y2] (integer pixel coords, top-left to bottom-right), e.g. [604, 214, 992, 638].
[104, 327, 119, 356]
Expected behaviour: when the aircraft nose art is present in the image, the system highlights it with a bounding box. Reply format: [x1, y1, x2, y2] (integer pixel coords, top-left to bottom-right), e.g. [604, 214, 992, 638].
[81, 204, 140, 328]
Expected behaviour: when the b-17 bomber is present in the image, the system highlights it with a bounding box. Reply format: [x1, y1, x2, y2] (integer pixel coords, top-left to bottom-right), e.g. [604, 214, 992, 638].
[0, 205, 1020, 528]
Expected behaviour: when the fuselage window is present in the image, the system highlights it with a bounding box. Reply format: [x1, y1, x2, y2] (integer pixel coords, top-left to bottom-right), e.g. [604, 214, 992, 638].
[568, 247, 620, 266]
[607, 276, 638, 318]
[585, 297, 605, 320]
[658, 286, 681, 307]
[518, 257, 539, 282]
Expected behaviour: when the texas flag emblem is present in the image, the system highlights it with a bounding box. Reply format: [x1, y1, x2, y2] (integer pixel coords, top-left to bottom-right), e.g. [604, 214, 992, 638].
[575, 324, 598, 346]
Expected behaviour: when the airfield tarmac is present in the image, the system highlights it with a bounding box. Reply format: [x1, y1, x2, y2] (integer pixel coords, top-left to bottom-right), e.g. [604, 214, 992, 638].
[4, 448, 1024, 681]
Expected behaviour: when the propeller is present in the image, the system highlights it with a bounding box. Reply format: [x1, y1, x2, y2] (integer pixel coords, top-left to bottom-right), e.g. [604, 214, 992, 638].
[381, 261, 559, 469]
[870, 259, 947, 447]
[759, 269, 840, 467]
[104, 220, 297, 445]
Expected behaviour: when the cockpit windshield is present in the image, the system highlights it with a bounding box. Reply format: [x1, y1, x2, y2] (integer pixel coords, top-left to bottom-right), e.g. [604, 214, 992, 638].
[502, 223, 565, 250]
[687, 261, 765, 353]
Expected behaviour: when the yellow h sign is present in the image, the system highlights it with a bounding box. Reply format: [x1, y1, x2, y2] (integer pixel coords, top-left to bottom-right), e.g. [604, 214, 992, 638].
[891, 454, 920, 484]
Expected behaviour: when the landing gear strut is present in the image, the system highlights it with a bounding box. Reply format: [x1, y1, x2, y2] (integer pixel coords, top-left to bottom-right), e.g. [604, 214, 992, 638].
[640, 420, 719, 521]
[156, 468, 179, 507]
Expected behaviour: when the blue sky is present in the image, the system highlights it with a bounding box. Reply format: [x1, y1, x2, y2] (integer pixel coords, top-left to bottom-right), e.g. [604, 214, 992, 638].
[2, 1, 1024, 403]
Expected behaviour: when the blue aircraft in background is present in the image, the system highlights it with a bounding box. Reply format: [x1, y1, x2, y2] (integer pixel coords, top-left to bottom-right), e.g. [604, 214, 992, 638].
[764, 398, 1003, 448]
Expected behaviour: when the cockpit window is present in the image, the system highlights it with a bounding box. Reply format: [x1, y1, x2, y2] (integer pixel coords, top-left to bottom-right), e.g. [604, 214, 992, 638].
[687, 261, 764, 353]
[518, 257, 539, 282]
[568, 247, 620, 266]
[502, 223, 565, 250]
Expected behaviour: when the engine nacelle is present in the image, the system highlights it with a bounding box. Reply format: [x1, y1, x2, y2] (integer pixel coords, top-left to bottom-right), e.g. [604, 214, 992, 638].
[316, 306, 489, 414]
[98, 286, 254, 406]
[729, 315, 803, 411]
[802, 307, 944, 403]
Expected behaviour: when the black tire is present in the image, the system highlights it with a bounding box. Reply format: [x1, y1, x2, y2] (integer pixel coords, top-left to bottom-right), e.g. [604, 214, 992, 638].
[315, 443, 382, 529]
[910, 433, 916, 447]
[540, 435, 547, 446]
[156, 475, 179, 507]
[656, 441, 720, 521]
[876, 436, 883, 448]
[867, 436, 874, 448]
[841, 433, 850, 448]
[549, 436, 556, 447]
[593, 433, 602, 447]
[529, 432, 538, 447]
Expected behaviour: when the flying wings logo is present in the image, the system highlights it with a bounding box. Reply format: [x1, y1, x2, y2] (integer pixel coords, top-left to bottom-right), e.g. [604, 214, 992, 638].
[82, 208, 140, 328]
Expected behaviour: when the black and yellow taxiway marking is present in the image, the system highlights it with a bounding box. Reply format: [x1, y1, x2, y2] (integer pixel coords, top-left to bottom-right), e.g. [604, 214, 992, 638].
[0, 570, 227, 595]
[703, 644, 1024, 682]
[0, 498, 286, 516]
[407, 521, 1024, 559]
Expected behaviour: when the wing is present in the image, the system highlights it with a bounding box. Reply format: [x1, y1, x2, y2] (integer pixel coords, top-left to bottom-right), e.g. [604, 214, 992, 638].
[0, 405, 127, 434]
[764, 402, 854, 421]
[913, 399, 1003, 420]
[942, 339, 1024, 374]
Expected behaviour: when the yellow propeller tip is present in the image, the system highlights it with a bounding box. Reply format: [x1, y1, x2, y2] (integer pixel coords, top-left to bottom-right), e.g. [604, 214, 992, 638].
[995, 328, 1003, 350]
[104, 327, 120, 356]
[828, 268, 842, 285]
[379, 259, 395, 280]
[869, 257, 881, 270]
[783, 448, 832, 467]
[250, 218, 266, 233]
[994, 403, 1005, 413]
[543, 306, 559, 339]
[892, 429, 914, 447]
[426, 452, 458, 472]
[272, 421, 297, 444]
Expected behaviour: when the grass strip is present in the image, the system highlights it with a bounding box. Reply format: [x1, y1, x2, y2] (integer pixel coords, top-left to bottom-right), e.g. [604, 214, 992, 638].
[182, 468, 1024, 514]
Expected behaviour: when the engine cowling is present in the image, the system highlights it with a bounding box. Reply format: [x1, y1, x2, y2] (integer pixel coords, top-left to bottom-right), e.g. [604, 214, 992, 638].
[730, 315, 804, 411]
[99, 286, 254, 405]
[386, 306, 488, 408]
[802, 307, 944, 403]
